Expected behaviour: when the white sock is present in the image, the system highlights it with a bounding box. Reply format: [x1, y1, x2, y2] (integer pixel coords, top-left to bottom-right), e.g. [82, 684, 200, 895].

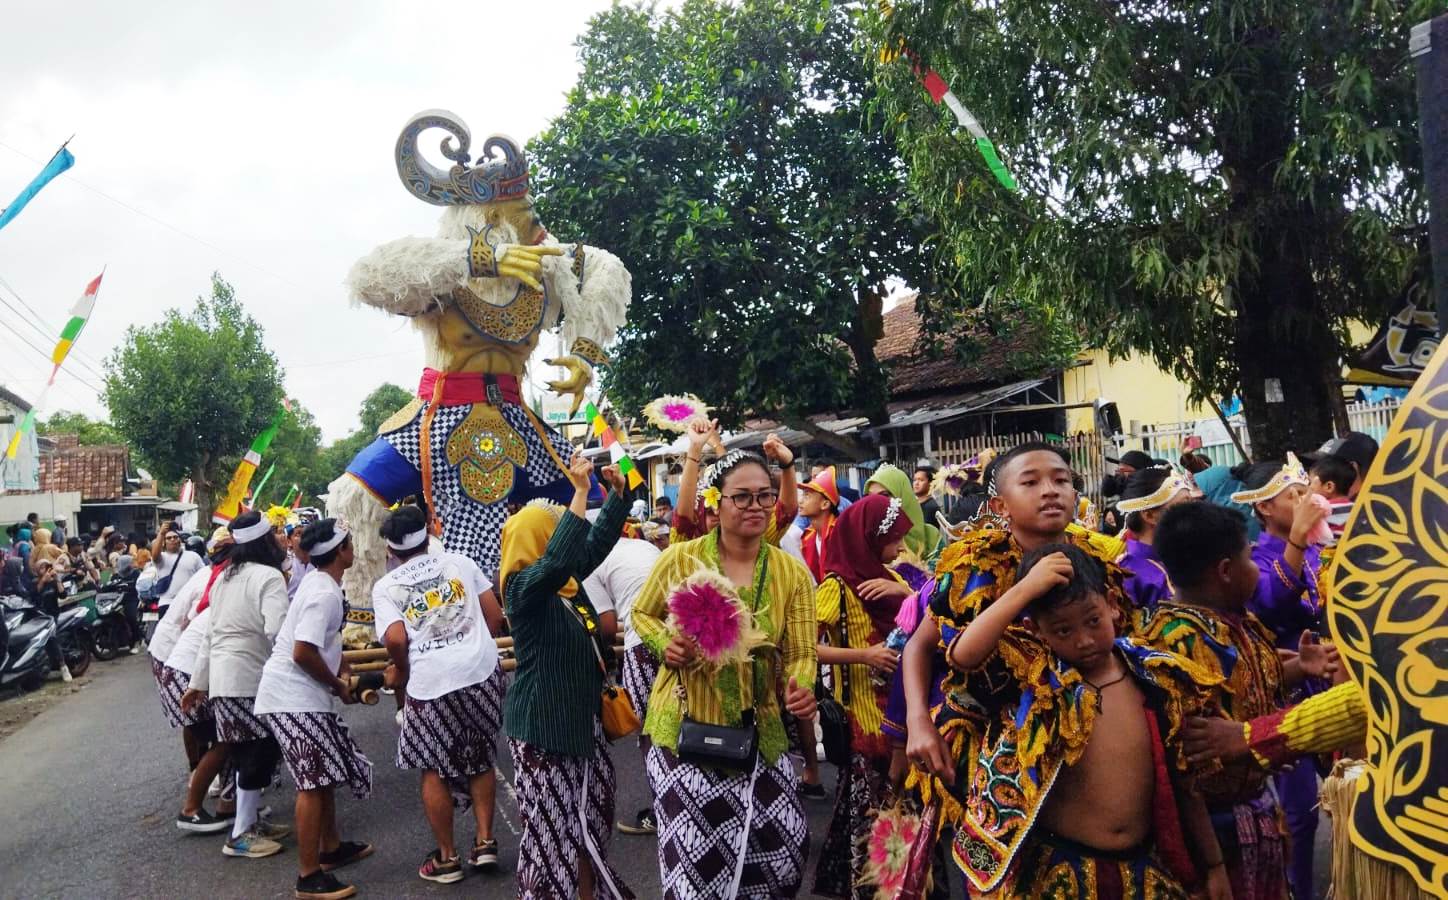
[232, 783, 261, 838]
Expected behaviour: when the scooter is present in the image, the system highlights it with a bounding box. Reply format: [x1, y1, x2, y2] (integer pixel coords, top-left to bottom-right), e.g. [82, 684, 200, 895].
[0, 593, 93, 682]
[92, 569, 140, 661]
[0, 594, 57, 692]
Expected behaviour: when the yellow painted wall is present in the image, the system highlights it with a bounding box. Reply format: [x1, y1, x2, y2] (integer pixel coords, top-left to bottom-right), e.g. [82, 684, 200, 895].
[1062, 349, 1209, 433]
[1064, 321, 1381, 433]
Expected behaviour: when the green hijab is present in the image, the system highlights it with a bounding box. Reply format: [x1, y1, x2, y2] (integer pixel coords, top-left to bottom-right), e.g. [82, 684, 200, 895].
[866, 463, 941, 558]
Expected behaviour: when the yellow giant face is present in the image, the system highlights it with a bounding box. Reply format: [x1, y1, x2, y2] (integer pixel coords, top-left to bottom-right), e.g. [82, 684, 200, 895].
[1328, 341, 1448, 896]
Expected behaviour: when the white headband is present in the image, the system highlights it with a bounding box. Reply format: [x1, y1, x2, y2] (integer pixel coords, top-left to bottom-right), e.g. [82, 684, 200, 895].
[310, 527, 349, 557]
[386, 526, 429, 552]
[231, 519, 273, 544]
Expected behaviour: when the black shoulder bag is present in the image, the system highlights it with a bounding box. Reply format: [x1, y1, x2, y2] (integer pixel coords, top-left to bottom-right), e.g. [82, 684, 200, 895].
[816, 576, 853, 767]
[676, 550, 769, 773]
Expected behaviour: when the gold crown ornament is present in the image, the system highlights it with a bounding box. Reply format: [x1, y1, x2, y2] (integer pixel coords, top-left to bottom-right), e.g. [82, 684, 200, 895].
[1230, 453, 1310, 505]
[1117, 471, 1196, 514]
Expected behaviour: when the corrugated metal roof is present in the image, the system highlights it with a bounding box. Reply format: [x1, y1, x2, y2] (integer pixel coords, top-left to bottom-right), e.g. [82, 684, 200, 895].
[876, 378, 1046, 431]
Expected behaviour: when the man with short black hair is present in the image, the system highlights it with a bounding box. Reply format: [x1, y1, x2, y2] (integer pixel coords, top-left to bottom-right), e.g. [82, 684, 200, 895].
[651, 494, 673, 527]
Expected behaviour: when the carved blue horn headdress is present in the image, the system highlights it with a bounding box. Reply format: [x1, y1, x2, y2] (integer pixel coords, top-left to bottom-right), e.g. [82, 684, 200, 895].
[395, 109, 529, 206]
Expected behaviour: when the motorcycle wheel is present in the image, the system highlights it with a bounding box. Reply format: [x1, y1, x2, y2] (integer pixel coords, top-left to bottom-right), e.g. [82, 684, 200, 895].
[92, 619, 127, 661]
[20, 669, 45, 692]
[59, 630, 91, 678]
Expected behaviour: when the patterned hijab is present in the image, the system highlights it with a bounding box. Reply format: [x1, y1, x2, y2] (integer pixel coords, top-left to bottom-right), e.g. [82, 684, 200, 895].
[821, 493, 913, 594]
[500, 504, 579, 600]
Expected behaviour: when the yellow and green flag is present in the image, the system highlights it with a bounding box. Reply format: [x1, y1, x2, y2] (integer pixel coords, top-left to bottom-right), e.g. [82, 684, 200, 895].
[5, 271, 103, 460]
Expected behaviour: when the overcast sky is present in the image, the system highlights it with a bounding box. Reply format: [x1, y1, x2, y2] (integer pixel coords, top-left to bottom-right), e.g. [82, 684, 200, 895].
[0, 0, 636, 442]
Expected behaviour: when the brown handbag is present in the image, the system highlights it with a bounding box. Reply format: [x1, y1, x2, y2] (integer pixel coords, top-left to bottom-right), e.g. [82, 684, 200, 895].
[566, 597, 641, 741]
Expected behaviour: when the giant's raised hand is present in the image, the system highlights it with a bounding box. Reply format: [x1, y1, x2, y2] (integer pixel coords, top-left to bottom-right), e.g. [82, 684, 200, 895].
[544, 355, 594, 416]
[467, 225, 562, 290]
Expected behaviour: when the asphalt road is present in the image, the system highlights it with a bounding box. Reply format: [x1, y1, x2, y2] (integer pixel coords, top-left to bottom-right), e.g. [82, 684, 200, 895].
[0, 654, 846, 899]
[0, 655, 1333, 899]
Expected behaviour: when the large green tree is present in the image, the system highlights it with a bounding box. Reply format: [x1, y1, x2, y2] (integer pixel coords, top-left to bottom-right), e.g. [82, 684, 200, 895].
[104, 274, 285, 519]
[871, 0, 1433, 458]
[531, 0, 948, 456]
[321, 383, 413, 479]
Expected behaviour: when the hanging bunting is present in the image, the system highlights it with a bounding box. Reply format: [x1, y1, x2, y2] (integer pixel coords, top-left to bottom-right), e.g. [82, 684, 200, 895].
[212, 405, 288, 524]
[0, 142, 75, 233]
[878, 4, 1018, 191]
[5, 270, 103, 460]
[583, 401, 645, 489]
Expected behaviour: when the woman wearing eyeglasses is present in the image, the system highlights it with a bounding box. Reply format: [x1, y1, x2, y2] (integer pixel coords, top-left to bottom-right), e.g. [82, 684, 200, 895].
[811, 493, 917, 898]
[669, 419, 799, 545]
[631, 450, 819, 898]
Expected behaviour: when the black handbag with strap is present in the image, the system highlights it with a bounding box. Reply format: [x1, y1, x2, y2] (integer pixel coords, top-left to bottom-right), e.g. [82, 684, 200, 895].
[675, 550, 769, 773]
[816, 577, 853, 767]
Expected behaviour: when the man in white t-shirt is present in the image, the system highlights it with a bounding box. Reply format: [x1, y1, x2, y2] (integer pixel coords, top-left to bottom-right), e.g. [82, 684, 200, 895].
[580, 515, 663, 837]
[254, 519, 374, 900]
[150, 522, 206, 613]
[372, 505, 508, 885]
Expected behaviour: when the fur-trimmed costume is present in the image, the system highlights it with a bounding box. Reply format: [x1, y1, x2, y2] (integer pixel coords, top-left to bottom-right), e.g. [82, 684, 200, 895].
[326, 111, 631, 625]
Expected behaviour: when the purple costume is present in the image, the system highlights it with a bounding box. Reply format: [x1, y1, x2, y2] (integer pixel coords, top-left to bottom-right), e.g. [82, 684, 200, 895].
[882, 576, 945, 743]
[1247, 531, 1324, 900]
[1118, 539, 1172, 614]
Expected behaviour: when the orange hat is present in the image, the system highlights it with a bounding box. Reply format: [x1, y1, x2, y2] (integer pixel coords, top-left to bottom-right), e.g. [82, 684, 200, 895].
[801, 466, 841, 509]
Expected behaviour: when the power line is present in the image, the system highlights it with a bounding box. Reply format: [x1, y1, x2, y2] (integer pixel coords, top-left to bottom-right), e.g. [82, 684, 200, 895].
[0, 290, 109, 384]
[0, 273, 110, 379]
[0, 327, 106, 396]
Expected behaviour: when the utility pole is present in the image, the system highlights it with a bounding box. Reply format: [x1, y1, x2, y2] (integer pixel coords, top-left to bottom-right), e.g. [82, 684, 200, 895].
[1413, 14, 1448, 338]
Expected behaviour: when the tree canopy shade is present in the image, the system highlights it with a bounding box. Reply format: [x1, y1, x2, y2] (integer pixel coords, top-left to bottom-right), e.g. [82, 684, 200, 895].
[530, 0, 946, 454]
[103, 274, 284, 520]
[869, 0, 1435, 458]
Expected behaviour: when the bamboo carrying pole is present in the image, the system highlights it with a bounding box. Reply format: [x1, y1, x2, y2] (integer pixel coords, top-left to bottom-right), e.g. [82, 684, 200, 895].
[343, 635, 627, 679]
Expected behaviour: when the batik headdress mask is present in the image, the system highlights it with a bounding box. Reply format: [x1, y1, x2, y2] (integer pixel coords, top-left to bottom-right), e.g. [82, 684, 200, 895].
[395, 110, 529, 206]
[1230, 452, 1310, 505]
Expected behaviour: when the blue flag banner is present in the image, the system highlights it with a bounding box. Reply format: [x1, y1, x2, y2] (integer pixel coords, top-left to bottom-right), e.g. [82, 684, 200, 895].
[0, 146, 75, 233]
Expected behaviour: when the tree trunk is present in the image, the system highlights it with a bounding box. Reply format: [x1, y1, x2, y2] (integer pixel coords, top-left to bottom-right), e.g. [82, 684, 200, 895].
[845, 283, 891, 426]
[193, 452, 213, 526]
[1233, 230, 1339, 460]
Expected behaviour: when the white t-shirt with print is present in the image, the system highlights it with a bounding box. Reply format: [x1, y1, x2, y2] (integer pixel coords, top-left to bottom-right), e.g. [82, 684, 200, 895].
[253, 569, 344, 715]
[372, 551, 498, 701]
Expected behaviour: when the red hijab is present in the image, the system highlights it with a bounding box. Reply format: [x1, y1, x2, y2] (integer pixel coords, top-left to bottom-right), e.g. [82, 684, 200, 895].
[821, 493, 913, 594]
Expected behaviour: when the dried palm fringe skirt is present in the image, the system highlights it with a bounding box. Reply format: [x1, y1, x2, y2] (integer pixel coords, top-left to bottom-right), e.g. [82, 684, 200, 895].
[264, 710, 373, 799]
[510, 719, 634, 900]
[397, 667, 508, 807]
[647, 744, 809, 900]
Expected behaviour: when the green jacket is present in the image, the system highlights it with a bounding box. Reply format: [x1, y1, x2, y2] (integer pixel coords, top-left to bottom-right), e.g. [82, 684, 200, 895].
[503, 493, 628, 757]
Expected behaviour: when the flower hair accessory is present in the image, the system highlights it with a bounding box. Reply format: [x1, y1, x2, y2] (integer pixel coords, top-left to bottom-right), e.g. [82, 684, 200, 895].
[878, 497, 904, 535]
[643, 393, 712, 434]
[705, 449, 759, 491]
[701, 485, 722, 511]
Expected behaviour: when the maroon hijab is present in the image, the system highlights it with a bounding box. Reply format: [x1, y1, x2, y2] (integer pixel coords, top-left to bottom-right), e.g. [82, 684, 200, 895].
[821, 493, 914, 594]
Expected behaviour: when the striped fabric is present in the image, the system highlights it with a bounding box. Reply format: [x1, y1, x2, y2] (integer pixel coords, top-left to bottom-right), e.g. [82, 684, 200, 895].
[1246, 681, 1367, 769]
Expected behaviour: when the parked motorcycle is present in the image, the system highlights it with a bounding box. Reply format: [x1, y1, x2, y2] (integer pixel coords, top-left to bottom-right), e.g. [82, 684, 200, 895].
[0, 593, 92, 684]
[1, 594, 57, 691]
[91, 568, 140, 661]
